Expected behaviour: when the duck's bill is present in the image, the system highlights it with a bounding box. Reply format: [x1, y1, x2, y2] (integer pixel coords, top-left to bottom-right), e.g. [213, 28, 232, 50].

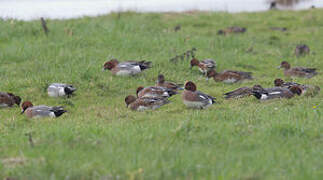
[20, 109, 25, 114]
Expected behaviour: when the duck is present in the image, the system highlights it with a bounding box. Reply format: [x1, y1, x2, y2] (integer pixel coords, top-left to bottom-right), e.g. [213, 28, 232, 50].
[223, 87, 253, 99]
[156, 74, 183, 91]
[0, 92, 21, 107]
[274, 78, 320, 97]
[251, 85, 301, 100]
[103, 59, 151, 76]
[125, 95, 170, 111]
[278, 61, 317, 78]
[190, 58, 216, 75]
[21, 101, 67, 118]
[206, 69, 253, 83]
[136, 86, 178, 99]
[295, 44, 310, 57]
[47, 83, 77, 98]
[217, 26, 246, 35]
[182, 81, 216, 109]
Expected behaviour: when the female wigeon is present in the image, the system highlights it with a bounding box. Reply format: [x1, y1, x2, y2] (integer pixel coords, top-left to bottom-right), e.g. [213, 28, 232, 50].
[251, 85, 301, 100]
[274, 78, 320, 97]
[182, 81, 216, 109]
[224, 87, 253, 99]
[21, 101, 67, 118]
[217, 26, 246, 35]
[190, 58, 216, 75]
[156, 74, 183, 91]
[47, 83, 77, 98]
[206, 69, 253, 83]
[278, 61, 317, 78]
[125, 95, 170, 111]
[103, 59, 151, 76]
[0, 92, 21, 107]
[136, 86, 177, 99]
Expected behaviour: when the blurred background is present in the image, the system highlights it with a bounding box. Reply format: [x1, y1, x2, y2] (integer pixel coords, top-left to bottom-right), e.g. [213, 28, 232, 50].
[0, 0, 322, 20]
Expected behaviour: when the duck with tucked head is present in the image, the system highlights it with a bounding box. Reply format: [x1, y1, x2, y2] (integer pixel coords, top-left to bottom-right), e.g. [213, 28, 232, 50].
[103, 58, 151, 76]
[278, 61, 317, 78]
[206, 69, 253, 83]
[125, 95, 170, 111]
[136, 86, 177, 99]
[182, 81, 216, 109]
[156, 74, 183, 91]
[274, 78, 320, 97]
[223, 87, 253, 99]
[251, 85, 302, 100]
[0, 92, 21, 108]
[21, 101, 67, 118]
[190, 58, 216, 75]
[47, 83, 77, 98]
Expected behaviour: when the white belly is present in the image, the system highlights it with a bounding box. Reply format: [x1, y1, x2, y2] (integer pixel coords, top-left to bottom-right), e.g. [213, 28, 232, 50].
[183, 100, 210, 109]
[0, 103, 9, 108]
[223, 78, 238, 83]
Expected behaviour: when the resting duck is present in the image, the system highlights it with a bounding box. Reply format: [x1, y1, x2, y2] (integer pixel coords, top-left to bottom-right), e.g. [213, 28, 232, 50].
[47, 83, 77, 98]
[125, 95, 170, 111]
[278, 61, 317, 78]
[190, 58, 216, 75]
[0, 92, 21, 107]
[156, 74, 183, 91]
[182, 81, 216, 109]
[103, 59, 151, 76]
[136, 86, 177, 99]
[274, 78, 320, 97]
[223, 87, 253, 99]
[251, 85, 301, 100]
[295, 44, 310, 57]
[206, 69, 253, 83]
[218, 26, 246, 35]
[21, 101, 67, 118]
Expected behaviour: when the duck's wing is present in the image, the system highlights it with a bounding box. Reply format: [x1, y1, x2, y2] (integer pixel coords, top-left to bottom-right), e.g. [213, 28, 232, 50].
[224, 87, 252, 99]
[196, 91, 216, 104]
[294, 67, 316, 73]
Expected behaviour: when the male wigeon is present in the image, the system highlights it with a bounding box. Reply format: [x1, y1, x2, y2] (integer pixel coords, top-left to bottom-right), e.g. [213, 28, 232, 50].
[295, 44, 310, 57]
[21, 101, 67, 118]
[274, 78, 320, 97]
[278, 61, 317, 78]
[206, 69, 253, 83]
[47, 83, 77, 98]
[251, 85, 301, 100]
[125, 95, 170, 111]
[224, 87, 253, 99]
[136, 86, 177, 99]
[190, 58, 216, 75]
[103, 59, 151, 76]
[182, 81, 216, 109]
[156, 74, 183, 91]
[218, 26, 246, 35]
[0, 92, 21, 107]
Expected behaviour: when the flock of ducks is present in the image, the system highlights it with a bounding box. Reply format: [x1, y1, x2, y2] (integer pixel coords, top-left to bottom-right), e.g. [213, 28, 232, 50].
[1, 50, 319, 117]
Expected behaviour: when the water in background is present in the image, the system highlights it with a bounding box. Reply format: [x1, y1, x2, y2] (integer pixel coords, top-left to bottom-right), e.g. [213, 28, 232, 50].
[0, 0, 321, 21]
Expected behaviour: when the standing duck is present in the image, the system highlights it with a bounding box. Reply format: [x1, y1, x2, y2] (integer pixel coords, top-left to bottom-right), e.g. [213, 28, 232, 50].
[21, 101, 67, 118]
[278, 61, 317, 78]
[182, 81, 216, 109]
[47, 83, 77, 98]
[0, 92, 21, 107]
[190, 58, 216, 75]
[125, 95, 170, 111]
[103, 59, 151, 76]
[206, 69, 253, 83]
[156, 74, 183, 91]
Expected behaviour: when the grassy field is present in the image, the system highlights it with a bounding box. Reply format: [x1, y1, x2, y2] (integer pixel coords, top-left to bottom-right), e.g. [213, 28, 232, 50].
[0, 9, 322, 180]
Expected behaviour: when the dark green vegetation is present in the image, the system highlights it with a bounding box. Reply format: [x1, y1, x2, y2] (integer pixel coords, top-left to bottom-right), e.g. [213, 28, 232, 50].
[0, 9, 322, 179]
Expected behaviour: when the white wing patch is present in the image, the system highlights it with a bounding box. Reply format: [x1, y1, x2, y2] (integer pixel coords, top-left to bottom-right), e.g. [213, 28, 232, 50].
[199, 95, 207, 99]
[269, 91, 281, 95]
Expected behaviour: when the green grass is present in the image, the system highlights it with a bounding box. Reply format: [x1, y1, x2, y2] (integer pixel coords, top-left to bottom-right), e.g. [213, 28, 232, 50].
[0, 9, 322, 179]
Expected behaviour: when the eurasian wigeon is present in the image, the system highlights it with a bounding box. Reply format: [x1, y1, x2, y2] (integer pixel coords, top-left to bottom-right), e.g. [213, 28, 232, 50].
[47, 83, 77, 98]
[274, 78, 320, 97]
[136, 86, 178, 99]
[0, 92, 21, 107]
[21, 101, 67, 118]
[206, 69, 253, 83]
[156, 74, 183, 91]
[125, 95, 170, 111]
[224, 87, 253, 99]
[103, 59, 151, 76]
[278, 61, 317, 78]
[251, 85, 301, 100]
[182, 81, 216, 109]
[190, 58, 216, 75]
[295, 44, 310, 57]
[218, 26, 246, 35]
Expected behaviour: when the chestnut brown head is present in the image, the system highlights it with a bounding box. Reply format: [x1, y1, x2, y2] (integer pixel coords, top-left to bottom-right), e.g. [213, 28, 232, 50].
[279, 61, 291, 70]
[157, 74, 165, 84]
[125, 95, 137, 107]
[136, 86, 145, 97]
[206, 69, 217, 78]
[21, 101, 33, 114]
[190, 58, 200, 68]
[274, 78, 284, 87]
[184, 81, 197, 92]
[289, 86, 302, 96]
[103, 59, 119, 70]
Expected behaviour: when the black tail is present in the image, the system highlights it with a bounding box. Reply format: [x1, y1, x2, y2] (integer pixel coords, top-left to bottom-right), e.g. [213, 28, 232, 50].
[139, 61, 152, 70]
[53, 110, 67, 117]
[64, 86, 77, 96]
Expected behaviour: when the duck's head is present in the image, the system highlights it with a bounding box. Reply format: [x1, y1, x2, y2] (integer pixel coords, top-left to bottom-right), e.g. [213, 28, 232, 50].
[157, 74, 165, 84]
[184, 81, 197, 92]
[278, 61, 291, 70]
[103, 59, 119, 71]
[289, 86, 302, 96]
[190, 58, 200, 68]
[136, 86, 145, 97]
[274, 78, 284, 87]
[21, 101, 33, 114]
[125, 95, 136, 108]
